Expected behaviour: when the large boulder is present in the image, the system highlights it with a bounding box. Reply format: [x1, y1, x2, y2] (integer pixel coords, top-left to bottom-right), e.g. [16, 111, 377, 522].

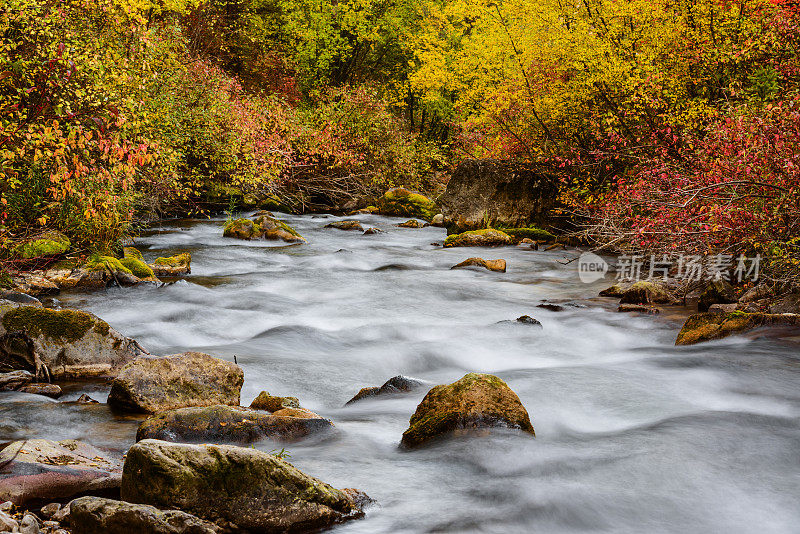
[619, 281, 678, 305]
[0, 304, 146, 380]
[443, 229, 513, 248]
[698, 279, 737, 312]
[675, 311, 800, 345]
[401, 373, 535, 448]
[224, 216, 305, 243]
[438, 159, 559, 234]
[108, 352, 243, 414]
[136, 405, 333, 444]
[68, 496, 219, 534]
[0, 439, 122, 505]
[376, 188, 438, 221]
[121, 439, 369, 532]
[346, 375, 426, 405]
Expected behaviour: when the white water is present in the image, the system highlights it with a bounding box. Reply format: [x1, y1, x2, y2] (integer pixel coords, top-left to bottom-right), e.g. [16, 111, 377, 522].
[3, 213, 800, 533]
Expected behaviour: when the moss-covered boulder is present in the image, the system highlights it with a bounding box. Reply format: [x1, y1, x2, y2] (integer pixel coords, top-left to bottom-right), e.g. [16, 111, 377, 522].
[223, 218, 260, 239]
[253, 214, 306, 243]
[136, 405, 333, 444]
[443, 229, 513, 248]
[150, 252, 191, 277]
[84, 255, 141, 286]
[401, 373, 535, 448]
[396, 219, 424, 228]
[675, 311, 800, 345]
[121, 439, 369, 532]
[698, 279, 736, 312]
[68, 496, 220, 534]
[250, 391, 300, 412]
[450, 257, 506, 273]
[0, 439, 122, 505]
[599, 284, 627, 297]
[345, 375, 426, 405]
[619, 281, 678, 305]
[12, 231, 70, 259]
[0, 304, 146, 380]
[377, 188, 438, 221]
[500, 227, 556, 244]
[123, 246, 144, 260]
[325, 220, 364, 231]
[108, 352, 243, 414]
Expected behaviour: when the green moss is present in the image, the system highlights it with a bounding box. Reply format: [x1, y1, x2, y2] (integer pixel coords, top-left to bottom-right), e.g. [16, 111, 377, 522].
[13, 231, 70, 259]
[120, 257, 156, 279]
[154, 252, 191, 267]
[443, 229, 513, 248]
[85, 255, 133, 275]
[223, 218, 261, 239]
[2, 306, 104, 343]
[500, 227, 555, 242]
[377, 188, 438, 221]
[123, 247, 144, 260]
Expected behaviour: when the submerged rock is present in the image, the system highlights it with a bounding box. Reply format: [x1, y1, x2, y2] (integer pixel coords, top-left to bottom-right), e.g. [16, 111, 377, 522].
[150, 252, 192, 277]
[619, 281, 678, 305]
[698, 279, 737, 312]
[362, 227, 383, 235]
[108, 352, 243, 414]
[401, 373, 535, 448]
[325, 220, 364, 231]
[0, 439, 122, 505]
[396, 219, 424, 228]
[249, 391, 300, 412]
[121, 439, 369, 532]
[68, 496, 220, 534]
[0, 304, 146, 380]
[497, 315, 543, 327]
[618, 304, 660, 314]
[443, 229, 513, 248]
[675, 311, 800, 345]
[450, 257, 506, 273]
[376, 188, 438, 221]
[438, 159, 559, 234]
[346, 375, 426, 405]
[136, 405, 333, 444]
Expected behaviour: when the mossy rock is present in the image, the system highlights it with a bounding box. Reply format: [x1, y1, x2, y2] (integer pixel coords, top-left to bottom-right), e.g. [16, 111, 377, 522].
[619, 281, 678, 305]
[401, 372, 535, 448]
[250, 391, 301, 412]
[1, 306, 104, 344]
[12, 231, 71, 259]
[123, 247, 144, 260]
[698, 279, 736, 312]
[68, 497, 219, 534]
[500, 227, 556, 244]
[396, 219, 425, 228]
[599, 284, 627, 297]
[451, 257, 506, 272]
[254, 215, 306, 243]
[119, 257, 157, 281]
[325, 220, 364, 232]
[675, 311, 800, 345]
[85, 256, 133, 275]
[377, 188, 438, 221]
[443, 229, 513, 248]
[151, 253, 191, 276]
[261, 194, 294, 213]
[223, 218, 261, 240]
[121, 440, 369, 532]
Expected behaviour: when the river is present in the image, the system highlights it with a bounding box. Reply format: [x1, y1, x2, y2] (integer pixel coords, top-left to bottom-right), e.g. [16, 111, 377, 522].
[3, 212, 800, 533]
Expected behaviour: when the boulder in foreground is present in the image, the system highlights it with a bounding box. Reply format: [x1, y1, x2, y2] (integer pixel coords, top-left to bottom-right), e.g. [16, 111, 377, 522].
[401, 373, 535, 448]
[108, 352, 243, 414]
[121, 439, 369, 532]
[136, 405, 333, 444]
[675, 311, 800, 345]
[68, 496, 219, 534]
[0, 439, 122, 505]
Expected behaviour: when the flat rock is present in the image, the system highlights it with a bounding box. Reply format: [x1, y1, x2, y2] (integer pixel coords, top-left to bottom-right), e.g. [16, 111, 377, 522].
[450, 257, 506, 272]
[0, 304, 146, 380]
[136, 405, 333, 444]
[108, 352, 243, 414]
[68, 496, 219, 534]
[17, 383, 62, 398]
[0, 439, 122, 505]
[346, 375, 426, 405]
[401, 373, 535, 448]
[121, 439, 369, 533]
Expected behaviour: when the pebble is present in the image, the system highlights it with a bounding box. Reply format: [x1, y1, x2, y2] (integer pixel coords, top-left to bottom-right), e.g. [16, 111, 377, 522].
[20, 514, 40, 534]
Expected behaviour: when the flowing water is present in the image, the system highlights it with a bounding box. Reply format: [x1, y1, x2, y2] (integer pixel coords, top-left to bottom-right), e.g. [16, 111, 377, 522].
[3, 213, 800, 533]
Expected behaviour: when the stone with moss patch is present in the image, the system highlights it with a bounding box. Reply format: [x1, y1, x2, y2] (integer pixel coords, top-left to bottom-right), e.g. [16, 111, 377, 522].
[254, 214, 306, 243]
[150, 253, 191, 276]
[500, 227, 555, 244]
[443, 229, 513, 248]
[619, 281, 678, 305]
[675, 311, 800, 345]
[401, 373, 535, 448]
[0, 304, 146, 379]
[377, 188, 438, 221]
[119, 257, 158, 281]
[123, 247, 144, 260]
[121, 439, 369, 532]
[250, 391, 300, 412]
[12, 231, 70, 259]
